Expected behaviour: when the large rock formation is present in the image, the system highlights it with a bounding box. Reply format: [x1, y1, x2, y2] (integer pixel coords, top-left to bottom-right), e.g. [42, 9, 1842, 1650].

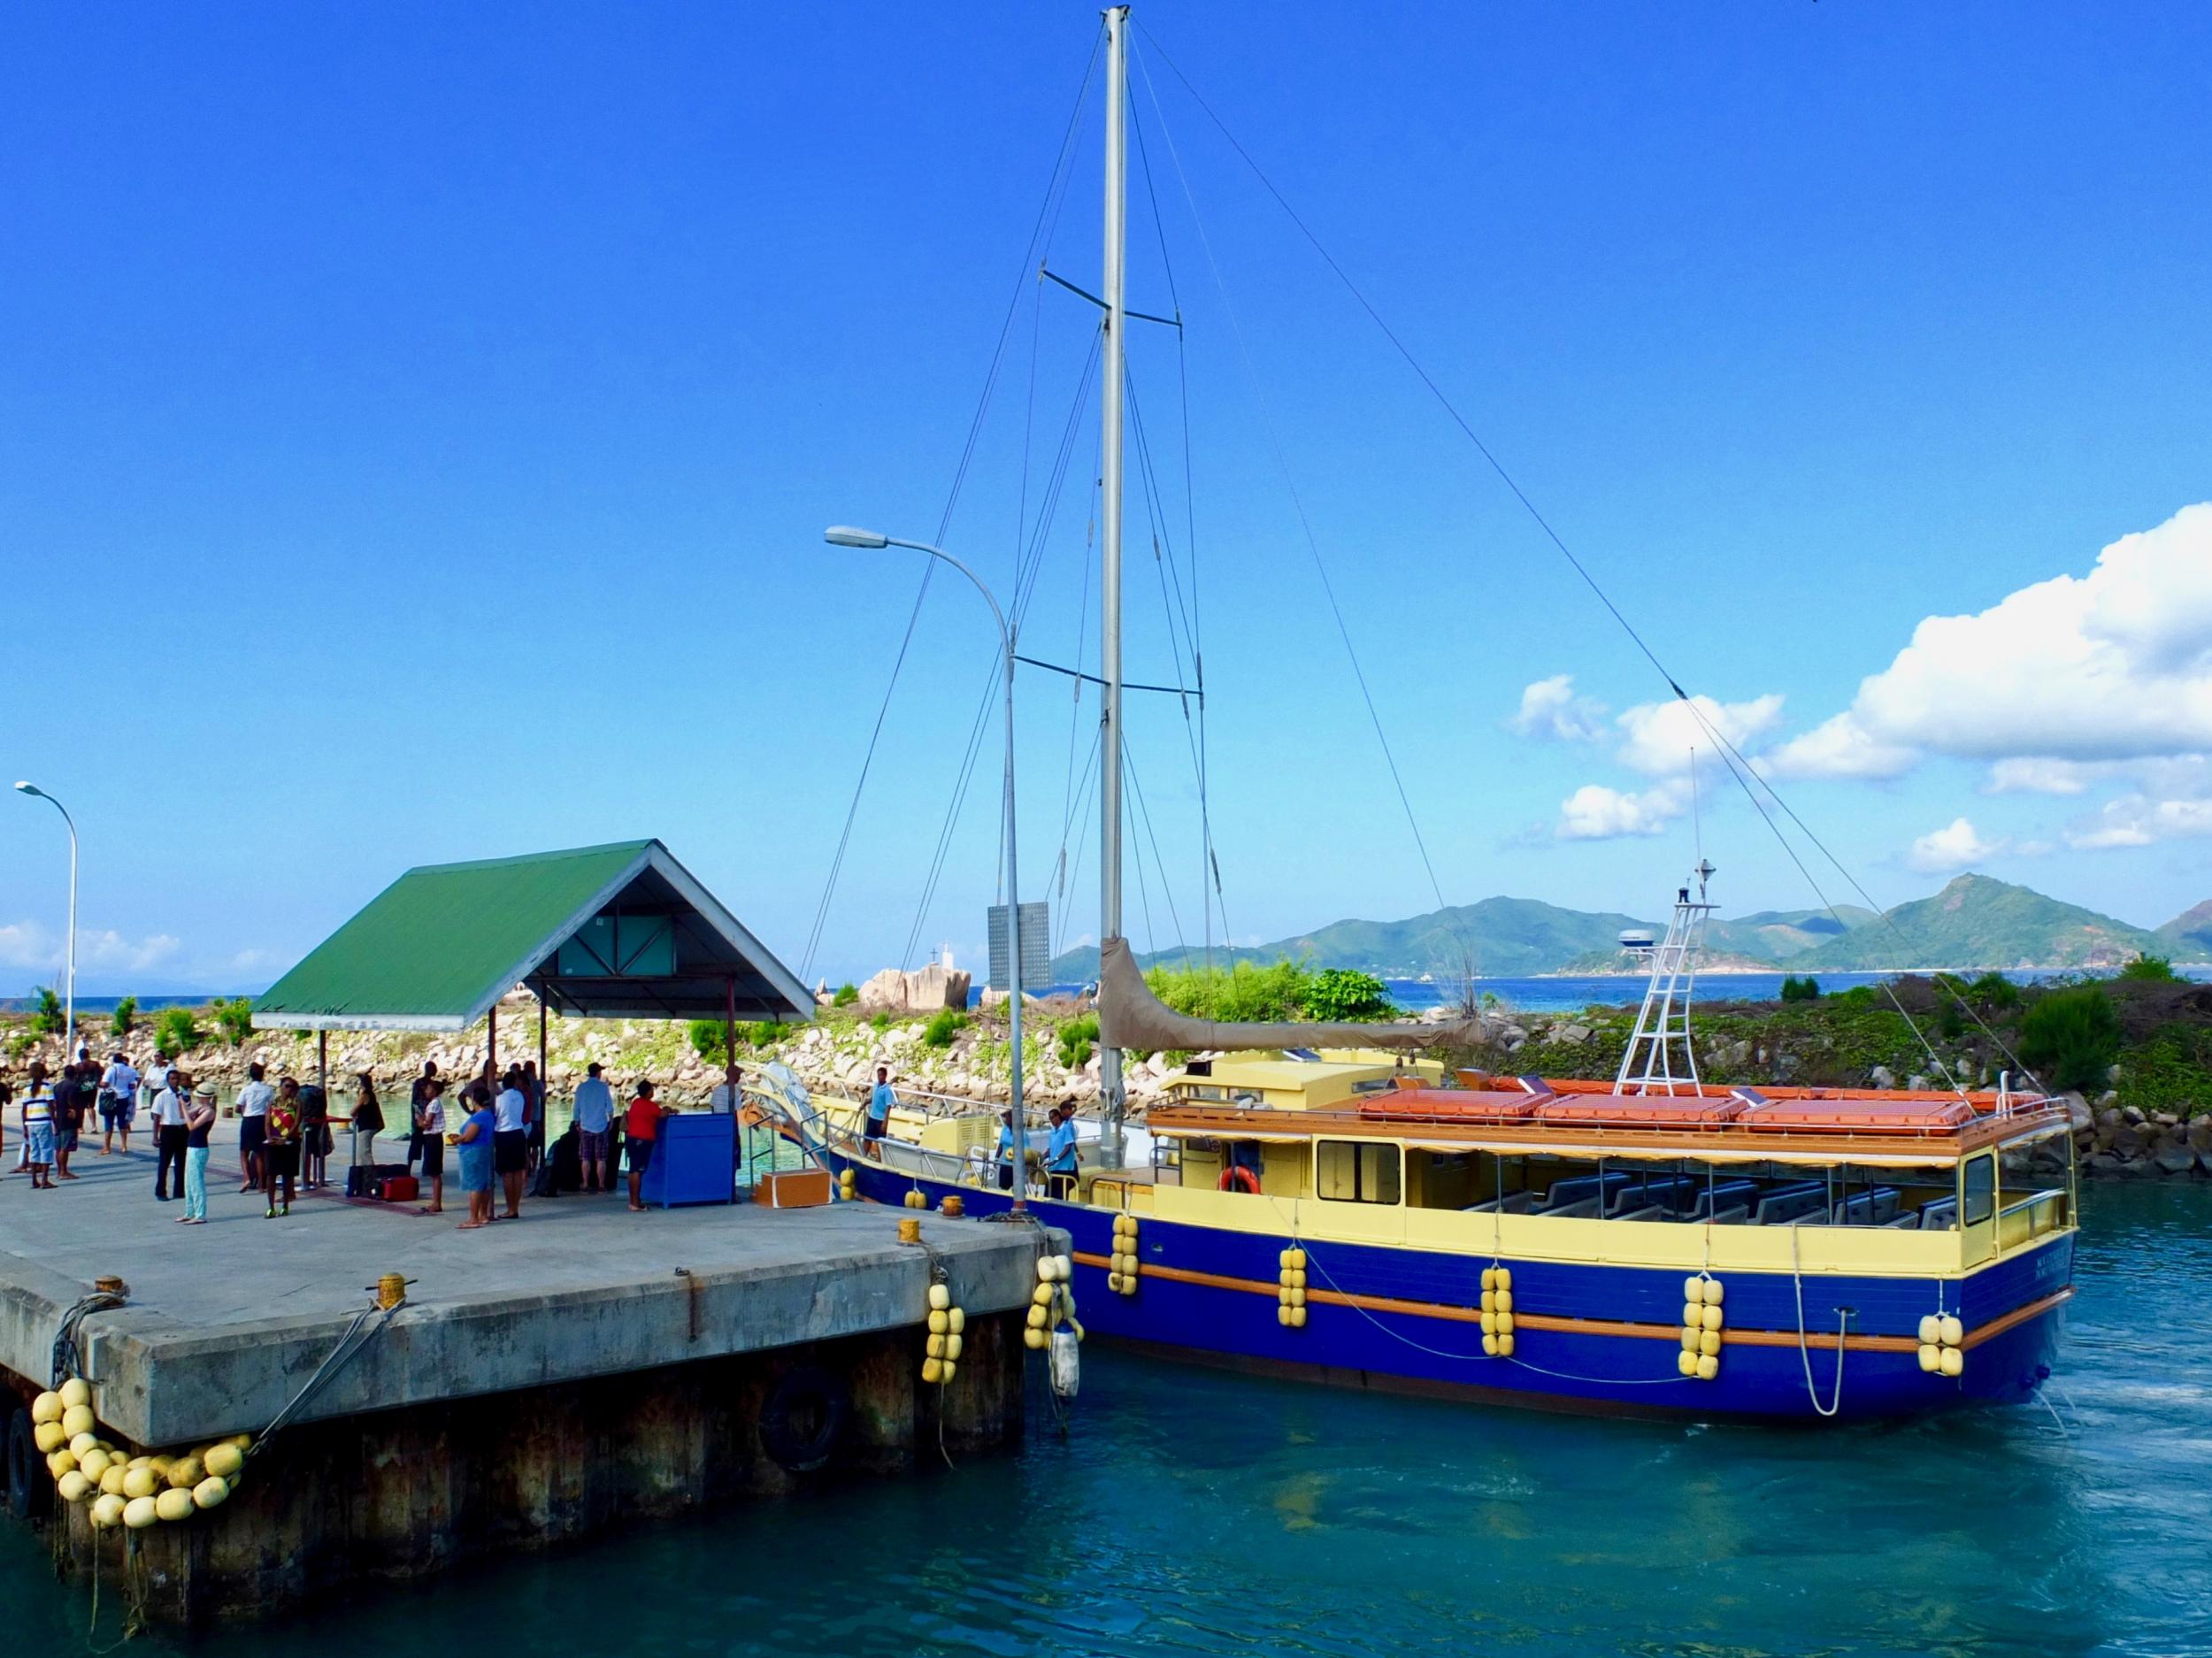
[856, 963, 972, 1015]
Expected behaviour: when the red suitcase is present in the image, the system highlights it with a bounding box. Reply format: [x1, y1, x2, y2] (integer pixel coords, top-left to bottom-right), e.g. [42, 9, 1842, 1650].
[379, 1174, 419, 1203]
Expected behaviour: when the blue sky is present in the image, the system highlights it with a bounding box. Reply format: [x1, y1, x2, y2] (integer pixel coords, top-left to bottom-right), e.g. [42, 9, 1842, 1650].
[4, 2, 2208, 995]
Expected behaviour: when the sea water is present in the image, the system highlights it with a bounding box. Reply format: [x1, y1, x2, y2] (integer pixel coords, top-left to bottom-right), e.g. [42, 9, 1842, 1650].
[4, 1182, 2207, 1656]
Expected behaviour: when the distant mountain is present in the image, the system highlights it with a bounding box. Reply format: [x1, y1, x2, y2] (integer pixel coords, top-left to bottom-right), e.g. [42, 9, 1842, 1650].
[1046, 875, 2174, 980]
[2156, 901, 2212, 963]
[1790, 874, 2162, 971]
[1047, 893, 1877, 981]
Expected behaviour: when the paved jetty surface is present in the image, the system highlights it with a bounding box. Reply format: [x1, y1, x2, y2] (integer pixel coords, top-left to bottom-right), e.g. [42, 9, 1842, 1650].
[0, 1125, 1051, 1446]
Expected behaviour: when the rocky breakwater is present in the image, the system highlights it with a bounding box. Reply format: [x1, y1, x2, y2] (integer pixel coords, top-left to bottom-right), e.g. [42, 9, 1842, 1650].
[2070, 1101, 2212, 1181]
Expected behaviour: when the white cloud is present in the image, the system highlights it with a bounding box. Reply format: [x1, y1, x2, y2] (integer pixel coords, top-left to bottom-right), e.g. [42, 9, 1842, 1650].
[2066, 794, 2212, 850]
[1765, 712, 1917, 780]
[1842, 503, 2212, 763]
[1905, 817, 2007, 873]
[1983, 757, 2100, 795]
[1614, 694, 1785, 777]
[0, 921, 182, 976]
[1556, 780, 1689, 841]
[1509, 674, 1608, 742]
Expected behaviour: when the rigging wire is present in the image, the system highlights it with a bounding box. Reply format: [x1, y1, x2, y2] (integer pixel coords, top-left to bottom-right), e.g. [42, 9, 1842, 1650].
[1132, 35, 1455, 941]
[800, 26, 1102, 982]
[1135, 22, 2044, 1086]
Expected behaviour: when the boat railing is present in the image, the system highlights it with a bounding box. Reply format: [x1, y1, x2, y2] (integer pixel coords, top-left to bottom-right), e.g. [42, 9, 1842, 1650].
[1996, 1187, 2069, 1250]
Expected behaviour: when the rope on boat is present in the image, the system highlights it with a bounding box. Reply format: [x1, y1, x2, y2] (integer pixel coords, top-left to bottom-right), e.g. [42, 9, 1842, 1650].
[1790, 1224, 1849, 1418]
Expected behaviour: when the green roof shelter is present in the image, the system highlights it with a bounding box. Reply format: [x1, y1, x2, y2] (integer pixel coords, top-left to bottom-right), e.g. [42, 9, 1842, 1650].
[252, 840, 814, 1034]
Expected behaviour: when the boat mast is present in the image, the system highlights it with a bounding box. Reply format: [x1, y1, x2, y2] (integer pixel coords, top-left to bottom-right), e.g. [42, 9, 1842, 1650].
[1099, 4, 1129, 1148]
[1616, 860, 1717, 1095]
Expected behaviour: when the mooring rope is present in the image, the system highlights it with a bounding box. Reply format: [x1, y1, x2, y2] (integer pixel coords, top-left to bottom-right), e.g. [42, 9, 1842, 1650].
[1790, 1224, 1849, 1418]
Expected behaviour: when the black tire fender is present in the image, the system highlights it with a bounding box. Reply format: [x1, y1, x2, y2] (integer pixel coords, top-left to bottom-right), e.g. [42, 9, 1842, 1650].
[757, 1365, 850, 1473]
[5, 1406, 50, 1523]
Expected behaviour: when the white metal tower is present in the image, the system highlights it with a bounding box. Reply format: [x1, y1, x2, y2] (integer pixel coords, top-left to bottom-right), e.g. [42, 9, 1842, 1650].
[1614, 860, 1717, 1095]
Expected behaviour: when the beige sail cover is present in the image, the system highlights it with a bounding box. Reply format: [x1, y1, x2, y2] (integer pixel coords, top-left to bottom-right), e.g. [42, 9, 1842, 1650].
[1095, 936, 1490, 1054]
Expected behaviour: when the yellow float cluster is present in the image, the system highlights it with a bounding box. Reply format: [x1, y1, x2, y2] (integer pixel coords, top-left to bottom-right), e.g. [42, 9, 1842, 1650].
[1479, 1265, 1516, 1357]
[921, 1280, 967, 1386]
[1107, 1214, 1141, 1296]
[902, 1187, 929, 1209]
[838, 1167, 857, 1202]
[1276, 1247, 1308, 1328]
[1025, 1253, 1080, 1351]
[32, 1379, 250, 1530]
[1678, 1275, 1724, 1381]
[1917, 1312, 1966, 1378]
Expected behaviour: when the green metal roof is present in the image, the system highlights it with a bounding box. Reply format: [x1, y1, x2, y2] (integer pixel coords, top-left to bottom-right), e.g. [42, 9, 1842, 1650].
[252, 840, 813, 1032]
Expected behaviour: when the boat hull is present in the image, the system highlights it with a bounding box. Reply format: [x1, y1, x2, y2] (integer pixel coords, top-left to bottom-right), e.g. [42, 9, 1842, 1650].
[827, 1151, 2070, 1423]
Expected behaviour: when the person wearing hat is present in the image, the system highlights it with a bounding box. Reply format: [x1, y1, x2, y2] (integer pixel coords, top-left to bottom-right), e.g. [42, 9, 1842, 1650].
[179, 1082, 218, 1224]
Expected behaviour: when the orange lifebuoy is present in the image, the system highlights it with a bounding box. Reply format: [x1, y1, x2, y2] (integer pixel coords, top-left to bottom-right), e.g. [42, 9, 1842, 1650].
[1218, 1166, 1262, 1195]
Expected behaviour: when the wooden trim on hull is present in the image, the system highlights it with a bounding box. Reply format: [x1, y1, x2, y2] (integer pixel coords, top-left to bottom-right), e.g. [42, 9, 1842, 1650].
[1071, 1252, 2075, 1355]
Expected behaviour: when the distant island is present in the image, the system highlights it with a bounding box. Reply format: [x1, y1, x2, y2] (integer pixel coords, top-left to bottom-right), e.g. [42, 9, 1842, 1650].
[1048, 873, 2211, 981]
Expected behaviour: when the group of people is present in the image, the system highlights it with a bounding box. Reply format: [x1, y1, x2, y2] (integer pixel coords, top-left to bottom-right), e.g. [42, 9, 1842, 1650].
[0, 1044, 758, 1229]
[858, 1063, 1083, 1197]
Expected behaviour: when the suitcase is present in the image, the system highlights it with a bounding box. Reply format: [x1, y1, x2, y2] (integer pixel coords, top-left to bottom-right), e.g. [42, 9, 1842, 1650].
[379, 1174, 419, 1203]
[348, 1162, 408, 1198]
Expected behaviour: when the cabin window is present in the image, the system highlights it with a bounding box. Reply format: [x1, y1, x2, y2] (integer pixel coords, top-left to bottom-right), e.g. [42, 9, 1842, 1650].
[1316, 1140, 1401, 1205]
[1962, 1154, 1996, 1226]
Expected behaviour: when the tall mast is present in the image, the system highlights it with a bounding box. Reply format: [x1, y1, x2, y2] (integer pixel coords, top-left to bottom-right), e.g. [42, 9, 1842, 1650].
[1099, 4, 1129, 1146]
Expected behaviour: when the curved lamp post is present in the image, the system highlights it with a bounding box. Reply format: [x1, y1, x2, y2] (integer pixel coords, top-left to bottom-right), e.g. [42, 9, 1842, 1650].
[824, 526, 1029, 1202]
[15, 781, 78, 1058]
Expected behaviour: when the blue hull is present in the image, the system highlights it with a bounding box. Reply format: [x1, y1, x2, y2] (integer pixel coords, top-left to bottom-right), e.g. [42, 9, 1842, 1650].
[833, 1155, 2070, 1422]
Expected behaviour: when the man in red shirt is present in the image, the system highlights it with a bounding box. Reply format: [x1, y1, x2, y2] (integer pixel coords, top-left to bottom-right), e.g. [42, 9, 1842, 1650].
[626, 1081, 666, 1212]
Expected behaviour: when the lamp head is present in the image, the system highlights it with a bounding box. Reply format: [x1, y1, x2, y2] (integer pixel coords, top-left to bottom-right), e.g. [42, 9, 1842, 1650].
[823, 526, 890, 549]
[13, 781, 41, 798]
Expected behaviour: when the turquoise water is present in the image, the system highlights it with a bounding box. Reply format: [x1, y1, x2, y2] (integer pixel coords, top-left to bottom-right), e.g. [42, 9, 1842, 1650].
[5, 1182, 2208, 1655]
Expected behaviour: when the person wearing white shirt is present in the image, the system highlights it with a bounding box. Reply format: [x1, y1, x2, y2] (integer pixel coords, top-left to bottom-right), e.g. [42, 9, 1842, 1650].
[494, 1067, 530, 1219]
[573, 1063, 615, 1194]
[235, 1063, 275, 1193]
[150, 1072, 190, 1201]
[101, 1054, 141, 1155]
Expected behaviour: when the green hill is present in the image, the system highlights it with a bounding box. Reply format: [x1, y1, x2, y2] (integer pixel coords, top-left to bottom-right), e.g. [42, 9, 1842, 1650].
[2156, 901, 2212, 963]
[1790, 874, 2162, 971]
[1047, 894, 1877, 982]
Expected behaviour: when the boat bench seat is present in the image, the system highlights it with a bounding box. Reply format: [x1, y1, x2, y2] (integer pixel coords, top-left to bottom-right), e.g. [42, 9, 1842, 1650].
[1537, 1172, 1635, 1213]
[1686, 1178, 1759, 1221]
[1832, 1187, 1900, 1226]
[1882, 1210, 1924, 1230]
[1605, 1175, 1697, 1217]
[1753, 1183, 1830, 1225]
[1920, 1196, 1959, 1232]
[1464, 1192, 1534, 1215]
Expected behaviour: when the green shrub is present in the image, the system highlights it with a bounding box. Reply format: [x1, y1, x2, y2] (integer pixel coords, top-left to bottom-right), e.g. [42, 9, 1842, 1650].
[5, 1032, 32, 1062]
[1147, 959, 1312, 1024]
[1968, 971, 2021, 1011]
[870, 1012, 892, 1032]
[1832, 985, 1878, 1009]
[687, 1018, 791, 1060]
[1778, 975, 1821, 1003]
[211, 996, 255, 1047]
[2117, 953, 2182, 983]
[30, 988, 63, 1037]
[1056, 1014, 1100, 1070]
[748, 1020, 791, 1050]
[109, 996, 138, 1040]
[1305, 968, 1395, 1023]
[154, 1007, 200, 1054]
[2018, 986, 2122, 1093]
[832, 982, 859, 1008]
[922, 1009, 968, 1049]
[687, 1019, 726, 1061]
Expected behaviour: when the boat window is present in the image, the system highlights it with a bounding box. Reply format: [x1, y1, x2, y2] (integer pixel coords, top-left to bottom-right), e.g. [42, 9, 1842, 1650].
[1406, 1148, 1479, 1209]
[1962, 1154, 1996, 1226]
[1316, 1140, 1401, 1205]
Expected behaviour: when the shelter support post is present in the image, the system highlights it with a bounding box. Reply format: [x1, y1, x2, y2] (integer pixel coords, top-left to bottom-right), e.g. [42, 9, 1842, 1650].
[539, 996, 549, 1150]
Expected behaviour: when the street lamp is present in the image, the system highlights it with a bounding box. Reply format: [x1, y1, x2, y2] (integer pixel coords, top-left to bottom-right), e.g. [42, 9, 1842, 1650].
[824, 526, 1031, 1201]
[15, 781, 78, 1059]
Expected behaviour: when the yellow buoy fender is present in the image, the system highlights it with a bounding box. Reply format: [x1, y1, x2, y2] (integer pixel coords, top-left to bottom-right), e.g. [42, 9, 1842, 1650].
[122, 1495, 158, 1531]
[1694, 1353, 1719, 1381]
[33, 1421, 66, 1455]
[46, 1449, 77, 1478]
[1678, 1349, 1698, 1377]
[921, 1356, 943, 1385]
[1023, 1326, 1047, 1350]
[1683, 1276, 1706, 1305]
[58, 1471, 92, 1503]
[99, 1465, 128, 1496]
[90, 1493, 127, 1530]
[59, 1378, 92, 1410]
[1939, 1315, 1963, 1348]
[947, 1308, 965, 1334]
[1277, 1306, 1294, 1326]
[1678, 1325, 1700, 1352]
[1682, 1301, 1701, 1329]
[1698, 1330, 1721, 1358]
[926, 1284, 951, 1312]
[1918, 1343, 1941, 1372]
[154, 1487, 196, 1523]
[1482, 1332, 1500, 1356]
[1700, 1304, 1724, 1332]
[60, 1404, 96, 1439]
[1496, 1332, 1514, 1357]
[204, 1442, 244, 1480]
[193, 1476, 230, 1510]
[1939, 1347, 1965, 1378]
[1702, 1278, 1723, 1308]
[1026, 1305, 1048, 1330]
[1494, 1290, 1512, 1316]
[69, 1431, 100, 1457]
[79, 1449, 111, 1481]
[122, 1466, 158, 1501]
[168, 1455, 204, 1490]
[926, 1309, 949, 1335]
[926, 1333, 947, 1359]
[1918, 1315, 1942, 1347]
[29, 1393, 63, 1426]
[1481, 1290, 1496, 1315]
[945, 1333, 963, 1362]
[1031, 1283, 1054, 1308]
[1482, 1267, 1500, 1292]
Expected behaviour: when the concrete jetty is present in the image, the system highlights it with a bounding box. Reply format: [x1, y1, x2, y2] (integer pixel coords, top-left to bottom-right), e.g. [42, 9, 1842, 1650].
[0, 1130, 1059, 1628]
